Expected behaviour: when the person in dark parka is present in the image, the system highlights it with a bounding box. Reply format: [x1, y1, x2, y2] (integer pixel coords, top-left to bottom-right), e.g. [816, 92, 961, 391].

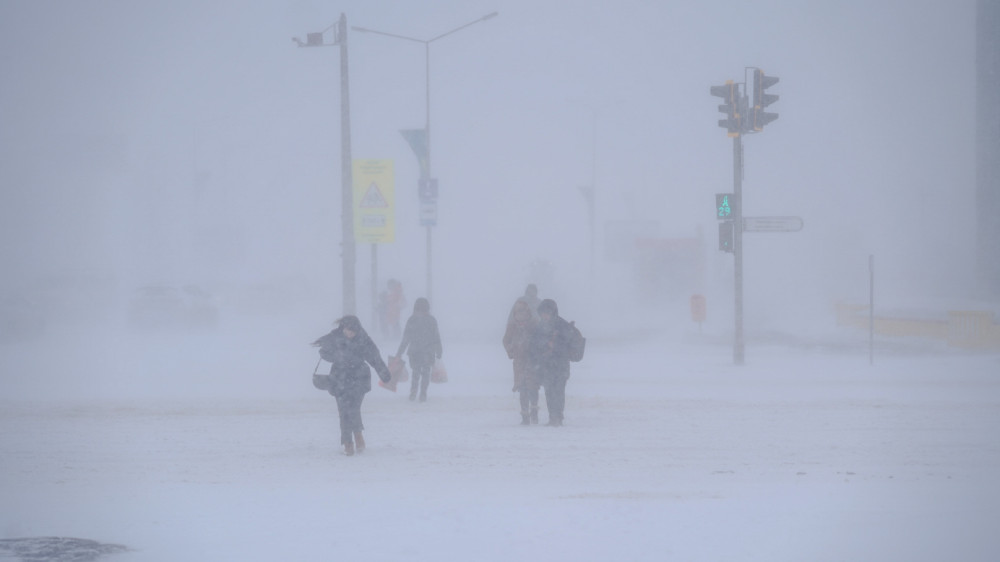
[504, 298, 540, 424]
[395, 297, 443, 402]
[313, 315, 391, 456]
[527, 299, 574, 426]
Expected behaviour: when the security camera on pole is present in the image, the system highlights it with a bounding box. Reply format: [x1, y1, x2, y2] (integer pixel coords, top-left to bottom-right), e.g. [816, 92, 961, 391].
[710, 67, 793, 365]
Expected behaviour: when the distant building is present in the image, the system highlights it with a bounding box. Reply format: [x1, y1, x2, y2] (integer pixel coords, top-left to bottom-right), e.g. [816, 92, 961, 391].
[977, 0, 1000, 297]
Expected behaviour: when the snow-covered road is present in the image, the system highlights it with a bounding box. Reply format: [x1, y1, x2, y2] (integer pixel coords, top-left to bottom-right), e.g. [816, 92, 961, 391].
[2, 324, 999, 561]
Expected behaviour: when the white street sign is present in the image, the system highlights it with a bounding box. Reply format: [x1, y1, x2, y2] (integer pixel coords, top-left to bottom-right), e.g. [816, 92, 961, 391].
[743, 216, 803, 232]
[419, 201, 437, 226]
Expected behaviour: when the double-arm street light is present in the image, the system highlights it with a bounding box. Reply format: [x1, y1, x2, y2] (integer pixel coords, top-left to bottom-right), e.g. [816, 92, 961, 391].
[352, 11, 498, 305]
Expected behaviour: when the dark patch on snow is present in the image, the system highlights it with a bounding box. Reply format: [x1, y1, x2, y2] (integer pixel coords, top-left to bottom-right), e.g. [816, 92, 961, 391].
[0, 537, 128, 562]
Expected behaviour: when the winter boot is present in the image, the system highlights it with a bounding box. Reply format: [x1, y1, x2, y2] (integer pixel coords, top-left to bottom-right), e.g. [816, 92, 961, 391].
[354, 431, 365, 453]
[529, 407, 539, 425]
[418, 391, 427, 402]
[520, 411, 530, 425]
[344, 441, 355, 456]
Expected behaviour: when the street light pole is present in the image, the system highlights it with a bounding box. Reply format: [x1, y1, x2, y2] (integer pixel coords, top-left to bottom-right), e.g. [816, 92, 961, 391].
[294, 13, 357, 316]
[353, 12, 498, 306]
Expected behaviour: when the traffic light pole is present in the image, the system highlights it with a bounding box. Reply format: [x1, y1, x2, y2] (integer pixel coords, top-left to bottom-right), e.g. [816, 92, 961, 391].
[711, 69, 778, 366]
[733, 133, 745, 365]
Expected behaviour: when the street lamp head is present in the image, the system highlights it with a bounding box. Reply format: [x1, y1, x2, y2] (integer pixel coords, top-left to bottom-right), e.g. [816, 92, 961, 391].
[482, 12, 499, 21]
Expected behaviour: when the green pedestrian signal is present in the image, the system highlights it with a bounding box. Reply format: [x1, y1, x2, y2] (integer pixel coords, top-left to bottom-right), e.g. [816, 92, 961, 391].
[716, 193, 737, 220]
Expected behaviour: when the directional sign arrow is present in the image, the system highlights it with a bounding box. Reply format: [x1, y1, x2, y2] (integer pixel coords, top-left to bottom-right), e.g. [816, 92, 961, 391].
[743, 216, 804, 232]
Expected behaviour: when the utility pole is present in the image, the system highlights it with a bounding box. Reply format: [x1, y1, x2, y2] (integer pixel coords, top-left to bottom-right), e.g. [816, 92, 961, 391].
[295, 14, 356, 315]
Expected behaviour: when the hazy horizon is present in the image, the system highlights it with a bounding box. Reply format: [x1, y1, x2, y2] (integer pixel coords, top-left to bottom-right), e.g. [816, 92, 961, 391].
[0, 0, 983, 341]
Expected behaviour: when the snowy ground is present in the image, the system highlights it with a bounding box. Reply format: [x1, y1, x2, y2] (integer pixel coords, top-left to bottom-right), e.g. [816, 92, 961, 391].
[2, 318, 999, 561]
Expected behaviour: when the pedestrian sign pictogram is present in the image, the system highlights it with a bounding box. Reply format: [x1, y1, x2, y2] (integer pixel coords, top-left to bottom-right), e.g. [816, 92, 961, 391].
[359, 182, 389, 208]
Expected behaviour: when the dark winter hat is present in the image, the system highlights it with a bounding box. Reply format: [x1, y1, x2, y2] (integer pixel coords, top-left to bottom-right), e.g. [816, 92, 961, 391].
[538, 299, 558, 316]
[414, 297, 430, 314]
[337, 315, 363, 332]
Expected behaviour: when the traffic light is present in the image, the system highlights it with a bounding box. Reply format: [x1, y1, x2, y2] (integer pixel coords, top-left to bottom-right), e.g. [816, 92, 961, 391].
[752, 69, 779, 131]
[718, 220, 735, 253]
[710, 81, 741, 136]
[716, 193, 738, 220]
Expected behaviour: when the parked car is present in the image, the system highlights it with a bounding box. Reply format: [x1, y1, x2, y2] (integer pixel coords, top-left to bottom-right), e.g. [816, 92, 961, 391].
[128, 285, 218, 331]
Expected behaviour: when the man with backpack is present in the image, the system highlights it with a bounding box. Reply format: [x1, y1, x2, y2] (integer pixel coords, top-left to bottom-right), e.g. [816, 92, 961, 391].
[528, 299, 585, 427]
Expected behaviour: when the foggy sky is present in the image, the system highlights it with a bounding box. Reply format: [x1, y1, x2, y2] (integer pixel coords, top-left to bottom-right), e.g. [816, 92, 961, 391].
[0, 0, 979, 335]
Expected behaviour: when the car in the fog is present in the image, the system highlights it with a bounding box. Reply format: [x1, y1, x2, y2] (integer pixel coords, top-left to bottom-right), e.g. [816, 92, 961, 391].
[127, 285, 218, 331]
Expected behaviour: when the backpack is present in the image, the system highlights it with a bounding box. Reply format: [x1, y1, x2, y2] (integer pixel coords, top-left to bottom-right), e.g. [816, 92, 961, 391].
[567, 321, 586, 362]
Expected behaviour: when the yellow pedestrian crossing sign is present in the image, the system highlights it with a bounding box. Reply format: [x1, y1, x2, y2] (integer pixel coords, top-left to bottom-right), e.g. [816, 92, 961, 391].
[352, 159, 395, 243]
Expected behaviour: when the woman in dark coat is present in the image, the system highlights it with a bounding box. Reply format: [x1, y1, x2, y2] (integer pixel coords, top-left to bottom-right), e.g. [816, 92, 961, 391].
[313, 315, 391, 456]
[527, 299, 574, 426]
[504, 298, 540, 424]
[395, 297, 442, 402]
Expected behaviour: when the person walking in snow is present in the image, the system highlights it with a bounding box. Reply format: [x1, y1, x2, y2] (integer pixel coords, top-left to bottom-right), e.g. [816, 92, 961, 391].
[313, 315, 392, 456]
[527, 299, 575, 426]
[507, 283, 541, 323]
[381, 279, 407, 341]
[504, 298, 540, 424]
[394, 297, 442, 402]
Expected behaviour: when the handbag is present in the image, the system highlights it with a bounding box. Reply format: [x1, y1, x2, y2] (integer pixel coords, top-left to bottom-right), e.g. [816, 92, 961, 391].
[431, 358, 448, 383]
[311, 359, 331, 391]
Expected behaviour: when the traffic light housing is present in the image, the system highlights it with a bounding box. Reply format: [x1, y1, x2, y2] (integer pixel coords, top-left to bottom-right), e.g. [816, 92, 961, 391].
[710, 81, 741, 136]
[718, 220, 735, 253]
[752, 69, 779, 131]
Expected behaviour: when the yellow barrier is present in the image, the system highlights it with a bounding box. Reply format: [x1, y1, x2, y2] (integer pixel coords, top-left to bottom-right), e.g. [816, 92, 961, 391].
[835, 303, 1000, 350]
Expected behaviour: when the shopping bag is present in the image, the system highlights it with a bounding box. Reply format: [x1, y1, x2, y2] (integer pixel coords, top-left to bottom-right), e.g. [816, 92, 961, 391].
[388, 355, 409, 383]
[378, 378, 397, 392]
[431, 358, 448, 383]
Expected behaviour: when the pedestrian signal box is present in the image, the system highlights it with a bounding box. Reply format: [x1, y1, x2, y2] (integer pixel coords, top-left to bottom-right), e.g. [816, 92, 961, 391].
[716, 193, 737, 220]
[718, 221, 735, 253]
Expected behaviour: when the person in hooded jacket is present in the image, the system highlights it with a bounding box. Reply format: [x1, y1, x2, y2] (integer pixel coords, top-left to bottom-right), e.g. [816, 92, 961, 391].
[313, 315, 392, 456]
[504, 298, 540, 424]
[527, 299, 574, 426]
[395, 297, 442, 402]
[507, 283, 541, 323]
